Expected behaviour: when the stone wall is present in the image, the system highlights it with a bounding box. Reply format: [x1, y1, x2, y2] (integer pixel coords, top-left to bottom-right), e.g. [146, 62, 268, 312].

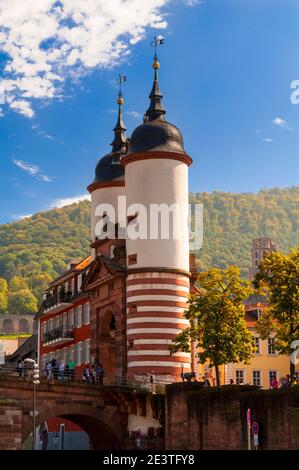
[0, 399, 23, 450]
[165, 383, 299, 450]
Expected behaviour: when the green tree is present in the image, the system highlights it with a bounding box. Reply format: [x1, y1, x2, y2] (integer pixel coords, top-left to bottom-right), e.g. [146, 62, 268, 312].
[253, 249, 299, 378]
[171, 266, 254, 386]
[0, 278, 8, 313]
[9, 275, 29, 292]
[8, 289, 38, 315]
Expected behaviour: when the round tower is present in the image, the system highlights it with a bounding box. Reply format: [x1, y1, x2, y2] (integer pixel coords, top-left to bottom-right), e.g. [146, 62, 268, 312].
[88, 88, 127, 258]
[122, 50, 192, 383]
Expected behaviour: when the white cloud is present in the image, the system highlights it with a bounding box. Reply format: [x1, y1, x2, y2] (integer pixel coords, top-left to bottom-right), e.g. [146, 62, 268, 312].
[272, 117, 293, 132]
[183, 0, 205, 5]
[49, 193, 91, 209]
[38, 174, 52, 182]
[273, 117, 286, 127]
[12, 213, 33, 221]
[126, 110, 142, 119]
[13, 158, 52, 182]
[13, 159, 39, 175]
[263, 138, 274, 143]
[0, 0, 170, 117]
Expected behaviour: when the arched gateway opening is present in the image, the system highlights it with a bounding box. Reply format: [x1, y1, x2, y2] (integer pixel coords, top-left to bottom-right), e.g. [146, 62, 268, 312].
[22, 404, 124, 450]
[98, 309, 117, 383]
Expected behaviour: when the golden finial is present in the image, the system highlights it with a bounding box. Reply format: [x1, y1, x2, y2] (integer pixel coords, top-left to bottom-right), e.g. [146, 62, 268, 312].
[116, 74, 127, 106]
[153, 60, 160, 70]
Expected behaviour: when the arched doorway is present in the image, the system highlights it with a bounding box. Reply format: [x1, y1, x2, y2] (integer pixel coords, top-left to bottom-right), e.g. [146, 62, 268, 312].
[19, 318, 29, 333]
[22, 405, 123, 450]
[98, 309, 116, 384]
[3, 319, 14, 334]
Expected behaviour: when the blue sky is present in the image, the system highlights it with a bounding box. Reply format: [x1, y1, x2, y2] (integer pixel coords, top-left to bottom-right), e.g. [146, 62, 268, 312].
[0, 0, 299, 224]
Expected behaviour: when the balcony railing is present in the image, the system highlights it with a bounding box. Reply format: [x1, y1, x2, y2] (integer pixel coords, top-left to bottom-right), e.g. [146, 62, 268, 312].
[43, 327, 74, 346]
[42, 291, 75, 314]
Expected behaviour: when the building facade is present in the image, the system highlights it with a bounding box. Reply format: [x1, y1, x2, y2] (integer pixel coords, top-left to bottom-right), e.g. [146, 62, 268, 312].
[37, 257, 92, 377]
[37, 54, 192, 384]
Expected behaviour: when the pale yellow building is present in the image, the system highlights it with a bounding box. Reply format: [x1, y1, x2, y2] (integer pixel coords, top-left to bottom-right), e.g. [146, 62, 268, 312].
[196, 303, 299, 388]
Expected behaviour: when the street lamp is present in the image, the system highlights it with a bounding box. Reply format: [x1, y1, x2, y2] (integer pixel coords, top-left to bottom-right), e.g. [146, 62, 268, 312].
[24, 358, 40, 450]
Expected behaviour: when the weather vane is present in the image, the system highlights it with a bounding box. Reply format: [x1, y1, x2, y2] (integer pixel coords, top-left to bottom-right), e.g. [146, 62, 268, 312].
[117, 73, 127, 103]
[151, 35, 165, 61]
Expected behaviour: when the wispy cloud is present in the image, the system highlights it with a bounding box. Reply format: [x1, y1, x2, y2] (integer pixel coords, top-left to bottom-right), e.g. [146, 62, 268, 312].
[12, 213, 33, 221]
[49, 194, 91, 209]
[272, 117, 293, 131]
[0, 0, 170, 117]
[263, 138, 274, 143]
[183, 0, 205, 6]
[126, 110, 142, 119]
[13, 159, 39, 175]
[32, 123, 62, 143]
[13, 159, 52, 182]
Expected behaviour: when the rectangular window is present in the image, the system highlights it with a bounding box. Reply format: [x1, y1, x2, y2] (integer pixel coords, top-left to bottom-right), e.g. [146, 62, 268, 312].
[85, 303, 90, 324]
[236, 369, 244, 385]
[78, 274, 82, 291]
[268, 338, 276, 355]
[253, 370, 261, 387]
[68, 309, 74, 330]
[69, 344, 75, 362]
[128, 254, 137, 265]
[76, 341, 82, 365]
[86, 339, 91, 364]
[75, 306, 82, 328]
[253, 337, 260, 354]
[81, 340, 86, 364]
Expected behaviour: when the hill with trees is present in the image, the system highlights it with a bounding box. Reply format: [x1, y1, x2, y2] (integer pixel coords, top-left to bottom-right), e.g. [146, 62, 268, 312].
[0, 186, 298, 315]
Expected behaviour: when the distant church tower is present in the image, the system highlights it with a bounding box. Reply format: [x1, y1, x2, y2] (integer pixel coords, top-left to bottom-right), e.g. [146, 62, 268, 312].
[122, 51, 192, 382]
[250, 238, 278, 279]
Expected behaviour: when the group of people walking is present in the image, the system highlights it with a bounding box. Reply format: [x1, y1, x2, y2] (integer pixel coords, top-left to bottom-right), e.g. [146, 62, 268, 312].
[43, 358, 105, 385]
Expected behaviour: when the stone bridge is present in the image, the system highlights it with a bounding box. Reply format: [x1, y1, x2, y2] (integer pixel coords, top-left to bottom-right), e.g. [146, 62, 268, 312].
[0, 375, 164, 450]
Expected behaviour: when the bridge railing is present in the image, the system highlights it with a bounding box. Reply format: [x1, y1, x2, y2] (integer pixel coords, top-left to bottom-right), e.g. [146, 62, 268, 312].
[0, 363, 174, 393]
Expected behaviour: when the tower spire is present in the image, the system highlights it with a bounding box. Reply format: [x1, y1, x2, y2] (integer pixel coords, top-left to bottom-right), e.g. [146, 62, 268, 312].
[146, 36, 166, 122]
[111, 74, 127, 156]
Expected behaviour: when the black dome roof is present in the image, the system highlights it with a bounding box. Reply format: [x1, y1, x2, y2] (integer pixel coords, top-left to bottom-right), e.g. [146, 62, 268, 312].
[93, 152, 124, 184]
[128, 118, 185, 155]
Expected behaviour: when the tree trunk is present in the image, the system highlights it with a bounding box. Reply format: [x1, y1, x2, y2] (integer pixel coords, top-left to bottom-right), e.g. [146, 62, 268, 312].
[290, 357, 295, 380]
[215, 365, 220, 387]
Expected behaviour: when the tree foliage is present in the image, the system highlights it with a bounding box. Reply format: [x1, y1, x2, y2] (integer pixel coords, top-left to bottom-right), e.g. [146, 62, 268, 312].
[253, 249, 299, 377]
[0, 278, 8, 313]
[0, 187, 299, 315]
[171, 266, 254, 386]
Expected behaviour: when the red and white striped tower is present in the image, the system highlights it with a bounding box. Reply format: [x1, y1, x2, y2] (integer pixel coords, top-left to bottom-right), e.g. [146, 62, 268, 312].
[122, 46, 192, 383]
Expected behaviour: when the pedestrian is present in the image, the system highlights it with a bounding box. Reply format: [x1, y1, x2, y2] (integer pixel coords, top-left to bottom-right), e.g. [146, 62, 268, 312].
[203, 378, 211, 387]
[149, 371, 156, 394]
[68, 358, 75, 381]
[96, 363, 105, 386]
[90, 365, 97, 384]
[16, 359, 23, 377]
[230, 379, 234, 385]
[46, 361, 52, 379]
[82, 365, 91, 383]
[270, 376, 279, 389]
[59, 361, 65, 381]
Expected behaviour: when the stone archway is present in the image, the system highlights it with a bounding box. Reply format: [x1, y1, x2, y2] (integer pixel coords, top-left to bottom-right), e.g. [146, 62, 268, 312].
[22, 403, 125, 450]
[98, 309, 117, 383]
[19, 318, 29, 333]
[2, 318, 14, 334]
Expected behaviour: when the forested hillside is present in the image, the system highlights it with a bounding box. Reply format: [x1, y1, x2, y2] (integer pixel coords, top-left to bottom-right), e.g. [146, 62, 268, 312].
[0, 187, 298, 315]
